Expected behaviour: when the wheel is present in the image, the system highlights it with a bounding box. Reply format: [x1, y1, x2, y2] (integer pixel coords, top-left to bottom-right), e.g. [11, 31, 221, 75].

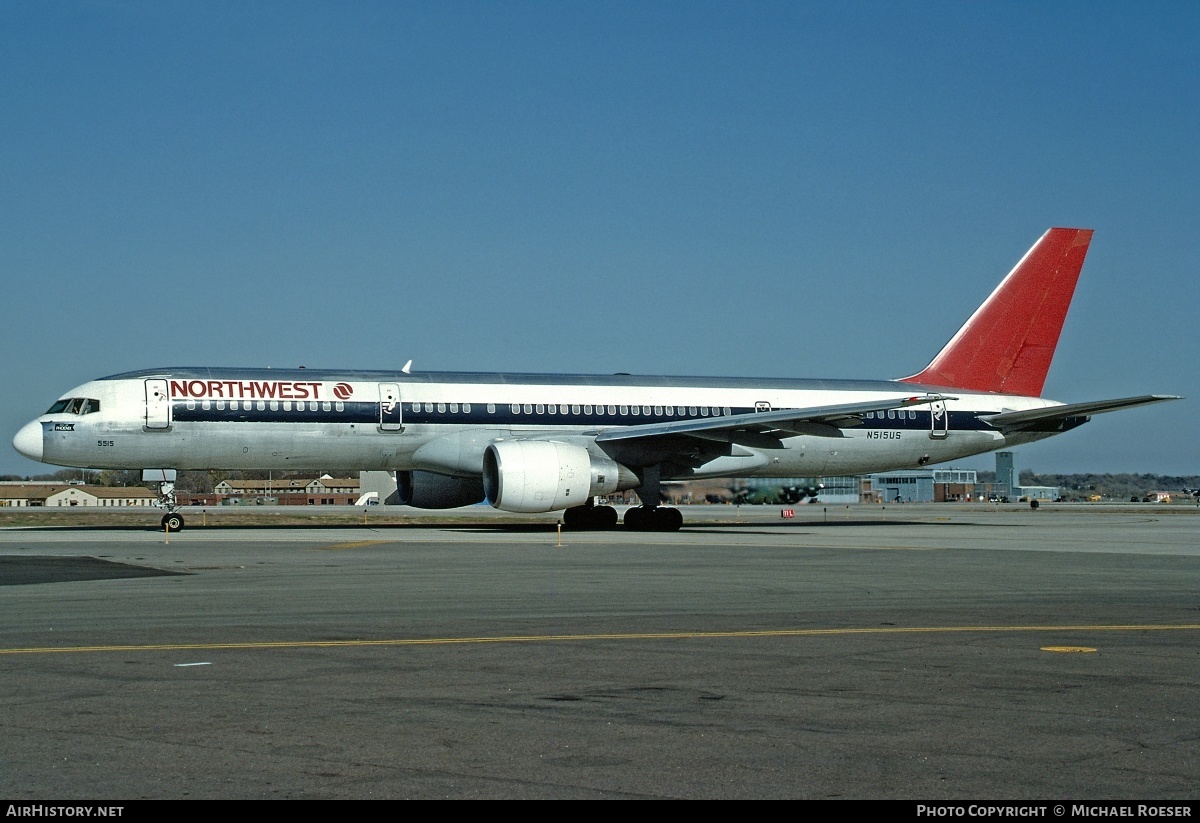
[652, 507, 682, 532]
[562, 505, 589, 529]
[596, 505, 618, 530]
[161, 512, 184, 532]
[623, 506, 649, 531]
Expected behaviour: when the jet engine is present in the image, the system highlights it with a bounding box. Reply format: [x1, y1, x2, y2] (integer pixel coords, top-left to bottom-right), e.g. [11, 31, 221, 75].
[482, 440, 635, 513]
[396, 470, 486, 509]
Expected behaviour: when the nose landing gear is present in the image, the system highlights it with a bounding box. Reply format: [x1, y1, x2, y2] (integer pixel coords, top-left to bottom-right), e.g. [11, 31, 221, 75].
[145, 469, 184, 532]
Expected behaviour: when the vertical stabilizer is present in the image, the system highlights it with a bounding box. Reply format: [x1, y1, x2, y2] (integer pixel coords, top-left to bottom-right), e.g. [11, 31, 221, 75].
[898, 227, 1092, 396]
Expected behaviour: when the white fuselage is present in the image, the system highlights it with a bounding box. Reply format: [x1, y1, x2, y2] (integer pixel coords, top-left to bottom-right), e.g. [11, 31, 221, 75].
[18, 367, 1065, 479]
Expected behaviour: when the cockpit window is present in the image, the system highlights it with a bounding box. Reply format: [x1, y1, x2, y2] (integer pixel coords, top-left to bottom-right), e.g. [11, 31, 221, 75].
[45, 398, 100, 415]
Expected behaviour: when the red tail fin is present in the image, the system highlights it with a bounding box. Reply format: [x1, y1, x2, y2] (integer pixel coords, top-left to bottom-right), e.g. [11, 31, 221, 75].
[898, 227, 1093, 397]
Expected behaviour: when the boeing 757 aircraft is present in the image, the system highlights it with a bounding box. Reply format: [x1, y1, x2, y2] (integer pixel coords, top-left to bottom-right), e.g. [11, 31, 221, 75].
[12, 228, 1178, 531]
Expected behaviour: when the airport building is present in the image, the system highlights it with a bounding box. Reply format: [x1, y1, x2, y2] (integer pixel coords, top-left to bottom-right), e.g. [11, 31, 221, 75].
[210, 475, 361, 506]
[0, 484, 157, 507]
[993, 451, 1061, 501]
[863, 470, 978, 503]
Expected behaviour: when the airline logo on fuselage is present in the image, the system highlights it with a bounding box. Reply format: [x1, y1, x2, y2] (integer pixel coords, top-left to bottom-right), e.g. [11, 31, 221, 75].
[169, 379, 332, 401]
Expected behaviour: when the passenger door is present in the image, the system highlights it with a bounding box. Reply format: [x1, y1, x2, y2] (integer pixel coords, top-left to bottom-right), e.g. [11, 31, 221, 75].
[379, 383, 403, 431]
[929, 399, 949, 439]
[144, 379, 171, 430]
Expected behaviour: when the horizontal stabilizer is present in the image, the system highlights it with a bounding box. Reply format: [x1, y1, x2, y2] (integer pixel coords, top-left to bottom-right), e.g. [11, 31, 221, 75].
[979, 395, 1180, 432]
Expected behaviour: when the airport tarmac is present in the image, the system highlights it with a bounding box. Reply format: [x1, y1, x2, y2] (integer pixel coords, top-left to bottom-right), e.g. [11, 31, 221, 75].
[1, 504, 1198, 799]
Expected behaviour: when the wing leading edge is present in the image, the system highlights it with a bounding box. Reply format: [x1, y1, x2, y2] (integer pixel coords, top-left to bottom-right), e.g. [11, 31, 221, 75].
[594, 394, 954, 447]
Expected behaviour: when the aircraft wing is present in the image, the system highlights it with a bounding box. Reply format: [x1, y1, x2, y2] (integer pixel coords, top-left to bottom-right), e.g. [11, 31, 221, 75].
[979, 395, 1180, 433]
[595, 394, 954, 447]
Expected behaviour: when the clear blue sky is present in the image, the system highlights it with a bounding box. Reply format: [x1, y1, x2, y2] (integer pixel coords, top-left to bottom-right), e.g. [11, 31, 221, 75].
[1, 1, 1196, 477]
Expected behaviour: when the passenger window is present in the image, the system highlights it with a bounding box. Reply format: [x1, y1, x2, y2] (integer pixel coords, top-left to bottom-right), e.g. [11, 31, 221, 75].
[511, 404, 520, 414]
[572, 404, 581, 415]
[547, 404, 556, 415]
[463, 404, 471, 414]
[321, 401, 330, 412]
[269, 401, 278, 411]
[607, 405, 616, 415]
[536, 404, 544, 414]
[643, 406, 651, 416]
[523, 404, 532, 414]
[654, 406, 663, 416]
[186, 400, 196, 410]
[487, 404, 495, 414]
[700, 407, 709, 416]
[450, 403, 458, 413]
[437, 403, 446, 413]
[335, 401, 344, 412]
[584, 405, 593, 415]
[560, 405, 568, 414]
[631, 406, 640, 416]
[689, 407, 698, 416]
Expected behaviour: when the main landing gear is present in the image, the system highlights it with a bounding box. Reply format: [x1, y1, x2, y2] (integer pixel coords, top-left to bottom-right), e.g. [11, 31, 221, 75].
[622, 506, 682, 532]
[561, 467, 682, 532]
[562, 503, 683, 531]
[562, 501, 619, 530]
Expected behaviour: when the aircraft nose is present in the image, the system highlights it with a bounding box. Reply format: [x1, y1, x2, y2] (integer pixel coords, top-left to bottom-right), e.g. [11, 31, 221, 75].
[12, 420, 43, 462]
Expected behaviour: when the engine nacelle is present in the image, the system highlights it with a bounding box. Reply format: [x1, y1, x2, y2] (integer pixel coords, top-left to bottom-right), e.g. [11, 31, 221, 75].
[396, 470, 485, 509]
[482, 440, 631, 513]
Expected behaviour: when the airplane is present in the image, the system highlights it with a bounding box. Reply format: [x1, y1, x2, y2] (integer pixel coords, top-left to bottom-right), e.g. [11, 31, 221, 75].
[11, 228, 1179, 532]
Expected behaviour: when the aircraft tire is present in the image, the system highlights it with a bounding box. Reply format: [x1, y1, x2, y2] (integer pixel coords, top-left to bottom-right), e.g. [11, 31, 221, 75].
[652, 507, 683, 532]
[623, 506, 649, 531]
[596, 505, 618, 530]
[162, 513, 184, 532]
[564, 505, 619, 531]
[562, 505, 588, 530]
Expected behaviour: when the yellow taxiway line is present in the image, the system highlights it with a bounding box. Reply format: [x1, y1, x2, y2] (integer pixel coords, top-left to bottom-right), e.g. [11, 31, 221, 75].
[2, 623, 1198, 657]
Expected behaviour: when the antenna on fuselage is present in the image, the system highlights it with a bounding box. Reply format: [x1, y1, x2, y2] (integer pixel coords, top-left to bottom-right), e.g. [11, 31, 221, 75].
[402, 360, 412, 374]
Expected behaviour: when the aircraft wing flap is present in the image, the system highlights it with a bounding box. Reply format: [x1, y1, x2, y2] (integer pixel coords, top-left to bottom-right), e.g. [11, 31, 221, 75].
[980, 395, 1180, 432]
[595, 394, 953, 445]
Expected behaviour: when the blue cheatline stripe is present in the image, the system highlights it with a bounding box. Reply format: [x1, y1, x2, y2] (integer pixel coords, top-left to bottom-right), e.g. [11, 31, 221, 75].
[170, 401, 1008, 432]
